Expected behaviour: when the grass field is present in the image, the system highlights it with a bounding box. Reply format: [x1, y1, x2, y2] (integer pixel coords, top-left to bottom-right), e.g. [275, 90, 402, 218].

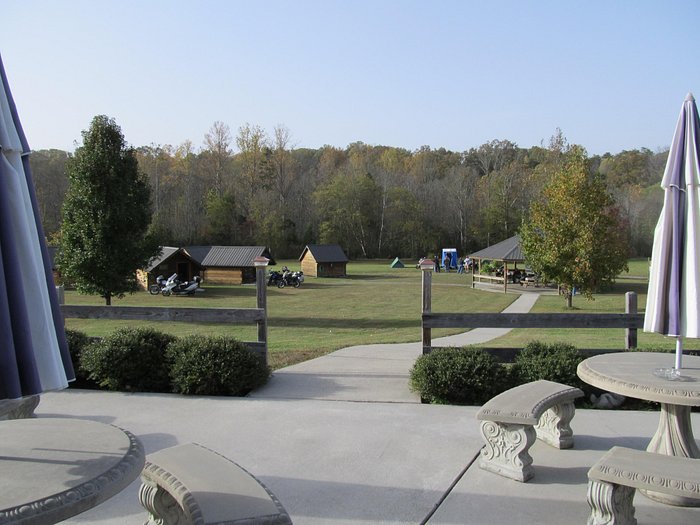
[64, 258, 697, 369]
[478, 258, 700, 352]
[64, 260, 515, 369]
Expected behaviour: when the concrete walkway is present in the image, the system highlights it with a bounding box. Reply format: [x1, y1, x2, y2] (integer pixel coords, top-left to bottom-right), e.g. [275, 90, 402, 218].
[31, 289, 700, 525]
[251, 292, 540, 403]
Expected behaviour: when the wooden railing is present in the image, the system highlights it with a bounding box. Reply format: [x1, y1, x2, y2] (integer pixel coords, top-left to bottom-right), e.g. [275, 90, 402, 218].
[419, 261, 643, 358]
[60, 259, 270, 364]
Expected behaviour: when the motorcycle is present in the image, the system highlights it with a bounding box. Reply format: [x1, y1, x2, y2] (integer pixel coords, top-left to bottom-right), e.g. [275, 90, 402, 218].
[148, 273, 175, 295]
[267, 270, 284, 287]
[277, 269, 304, 288]
[161, 274, 202, 296]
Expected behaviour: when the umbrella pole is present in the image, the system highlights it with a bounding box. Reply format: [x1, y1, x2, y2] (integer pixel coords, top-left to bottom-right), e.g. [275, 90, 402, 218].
[675, 337, 683, 370]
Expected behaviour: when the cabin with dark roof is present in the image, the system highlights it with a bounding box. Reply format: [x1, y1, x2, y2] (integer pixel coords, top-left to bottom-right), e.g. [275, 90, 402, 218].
[299, 244, 349, 277]
[187, 246, 275, 285]
[140, 246, 275, 287]
[139, 247, 204, 289]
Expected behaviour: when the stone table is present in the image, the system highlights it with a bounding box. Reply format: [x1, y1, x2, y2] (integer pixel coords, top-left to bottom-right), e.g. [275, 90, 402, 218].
[0, 417, 144, 524]
[577, 352, 700, 506]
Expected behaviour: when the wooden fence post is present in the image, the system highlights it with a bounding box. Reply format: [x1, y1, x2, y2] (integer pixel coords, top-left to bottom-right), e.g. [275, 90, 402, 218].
[420, 259, 434, 354]
[625, 291, 637, 350]
[254, 257, 269, 365]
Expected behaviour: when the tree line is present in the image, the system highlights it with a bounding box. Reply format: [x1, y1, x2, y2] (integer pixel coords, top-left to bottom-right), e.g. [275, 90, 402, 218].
[31, 120, 667, 260]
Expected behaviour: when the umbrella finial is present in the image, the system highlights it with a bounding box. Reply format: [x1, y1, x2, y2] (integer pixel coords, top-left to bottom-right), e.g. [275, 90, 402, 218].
[686, 92, 695, 102]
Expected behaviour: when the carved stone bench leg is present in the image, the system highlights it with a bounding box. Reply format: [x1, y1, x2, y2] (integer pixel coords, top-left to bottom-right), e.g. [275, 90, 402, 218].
[479, 421, 536, 482]
[139, 479, 187, 525]
[586, 479, 637, 525]
[534, 402, 576, 449]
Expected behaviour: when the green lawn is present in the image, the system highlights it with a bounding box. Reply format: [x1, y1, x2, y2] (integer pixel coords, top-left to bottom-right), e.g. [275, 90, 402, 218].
[64, 257, 695, 369]
[477, 258, 700, 352]
[64, 261, 515, 369]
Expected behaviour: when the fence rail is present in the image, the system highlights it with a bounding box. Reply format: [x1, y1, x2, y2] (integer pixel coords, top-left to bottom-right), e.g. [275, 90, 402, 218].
[423, 312, 645, 329]
[61, 305, 265, 324]
[419, 262, 641, 357]
[59, 261, 270, 363]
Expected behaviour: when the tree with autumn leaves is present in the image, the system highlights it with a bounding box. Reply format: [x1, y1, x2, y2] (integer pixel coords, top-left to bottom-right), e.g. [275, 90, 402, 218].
[520, 146, 630, 307]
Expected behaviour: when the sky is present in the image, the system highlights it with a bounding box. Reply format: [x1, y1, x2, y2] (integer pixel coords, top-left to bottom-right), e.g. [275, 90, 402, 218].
[2, 0, 699, 156]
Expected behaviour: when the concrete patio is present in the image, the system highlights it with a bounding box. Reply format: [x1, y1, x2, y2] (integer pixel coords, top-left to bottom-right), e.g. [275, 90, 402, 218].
[37, 388, 700, 525]
[32, 293, 700, 524]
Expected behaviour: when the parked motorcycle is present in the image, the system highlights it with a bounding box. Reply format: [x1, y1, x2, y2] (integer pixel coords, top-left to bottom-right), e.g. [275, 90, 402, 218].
[277, 269, 304, 288]
[273, 266, 290, 288]
[162, 274, 202, 296]
[149, 273, 175, 295]
[267, 270, 284, 287]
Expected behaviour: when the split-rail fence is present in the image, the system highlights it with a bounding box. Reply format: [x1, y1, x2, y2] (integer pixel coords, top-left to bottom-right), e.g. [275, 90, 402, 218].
[58, 258, 270, 364]
[419, 261, 644, 360]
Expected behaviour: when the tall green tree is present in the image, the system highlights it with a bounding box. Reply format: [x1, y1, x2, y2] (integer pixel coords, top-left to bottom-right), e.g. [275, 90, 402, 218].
[314, 172, 380, 257]
[58, 115, 158, 305]
[204, 190, 249, 245]
[520, 147, 629, 307]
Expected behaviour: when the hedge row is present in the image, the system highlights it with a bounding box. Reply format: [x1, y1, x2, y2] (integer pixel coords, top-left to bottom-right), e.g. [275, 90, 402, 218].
[65, 328, 270, 396]
[409, 341, 588, 405]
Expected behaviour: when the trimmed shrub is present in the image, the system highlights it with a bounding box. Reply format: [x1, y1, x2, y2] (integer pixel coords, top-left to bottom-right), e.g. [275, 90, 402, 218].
[167, 336, 270, 396]
[80, 327, 177, 392]
[512, 341, 586, 392]
[64, 329, 95, 388]
[410, 346, 508, 405]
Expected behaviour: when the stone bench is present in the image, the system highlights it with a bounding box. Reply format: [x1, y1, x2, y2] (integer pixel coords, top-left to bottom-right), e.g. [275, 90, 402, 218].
[587, 446, 700, 524]
[476, 379, 583, 482]
[139, 442, 292, 525]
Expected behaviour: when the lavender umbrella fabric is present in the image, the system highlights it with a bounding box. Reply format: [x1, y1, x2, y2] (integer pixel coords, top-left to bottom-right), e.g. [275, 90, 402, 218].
[644, 93, 700, 369]
[0, 54, 74, 399]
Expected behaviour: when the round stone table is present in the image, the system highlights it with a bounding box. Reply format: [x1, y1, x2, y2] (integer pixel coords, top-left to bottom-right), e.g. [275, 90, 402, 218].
[577, 352, 700, 506]
[0, 417, 144, 524]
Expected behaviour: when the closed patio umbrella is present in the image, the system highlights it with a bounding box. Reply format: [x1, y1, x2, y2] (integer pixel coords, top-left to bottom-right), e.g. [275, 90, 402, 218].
[0, 53, 74, 400]
[644, 93, 700, 370]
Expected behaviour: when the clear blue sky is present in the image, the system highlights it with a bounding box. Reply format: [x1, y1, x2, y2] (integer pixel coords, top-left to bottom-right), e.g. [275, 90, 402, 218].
[2, 0, 699, 155]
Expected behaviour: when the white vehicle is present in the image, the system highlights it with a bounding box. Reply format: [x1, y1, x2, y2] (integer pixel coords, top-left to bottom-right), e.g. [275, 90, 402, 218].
[161, 274, 202, 296]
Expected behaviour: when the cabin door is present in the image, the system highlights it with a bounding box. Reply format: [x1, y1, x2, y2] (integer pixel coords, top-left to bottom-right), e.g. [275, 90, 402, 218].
[177, 262, 189, 281]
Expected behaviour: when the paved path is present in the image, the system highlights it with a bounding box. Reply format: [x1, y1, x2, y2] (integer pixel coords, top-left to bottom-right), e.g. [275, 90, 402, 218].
[251, 292, 541, 403]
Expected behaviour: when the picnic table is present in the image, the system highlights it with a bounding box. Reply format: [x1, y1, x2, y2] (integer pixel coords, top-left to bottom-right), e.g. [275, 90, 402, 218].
[577, 352, 700, 506]
[0, 418, 144, 523]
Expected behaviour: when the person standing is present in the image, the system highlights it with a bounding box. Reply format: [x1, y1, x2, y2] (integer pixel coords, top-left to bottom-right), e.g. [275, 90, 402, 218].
[457, 257, 464, 274]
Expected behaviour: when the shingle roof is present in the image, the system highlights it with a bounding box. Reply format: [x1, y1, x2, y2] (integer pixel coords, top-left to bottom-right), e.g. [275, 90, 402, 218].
[469, 235, 525, 262]
[182, 246, 211, 265]
[145, 246, 184, 272]
[185, 246, 275, 267]
[299, 244, 349, 263]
